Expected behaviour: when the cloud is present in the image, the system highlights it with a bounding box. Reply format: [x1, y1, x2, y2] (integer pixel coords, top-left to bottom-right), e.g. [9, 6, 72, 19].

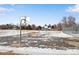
[0, 7, 15, 16]
[0, 7, 15, 13]
[66, 4, 79, 12]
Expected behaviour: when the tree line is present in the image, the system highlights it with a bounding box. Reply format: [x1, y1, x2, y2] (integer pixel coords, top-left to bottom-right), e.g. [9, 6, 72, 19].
[57, 16, 76, 31]
[0, 23, 56, 30]
[0, 16, 78, 31]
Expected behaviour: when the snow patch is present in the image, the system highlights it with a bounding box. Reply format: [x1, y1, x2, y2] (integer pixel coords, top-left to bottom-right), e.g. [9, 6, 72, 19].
[0, 46, 79, 55]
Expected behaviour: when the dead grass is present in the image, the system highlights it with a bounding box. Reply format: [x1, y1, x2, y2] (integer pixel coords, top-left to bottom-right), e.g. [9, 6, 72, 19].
[64, 38, 79, 47]
[0, 51, 16, 55]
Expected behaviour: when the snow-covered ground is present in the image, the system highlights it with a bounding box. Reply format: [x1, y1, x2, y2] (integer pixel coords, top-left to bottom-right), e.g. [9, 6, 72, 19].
[39, 31, 73, 38]
[0, 46, 79, 55]
[0, 30, 73, 38]
[0, 30, 79, 55]
[0, 30, 30, 37]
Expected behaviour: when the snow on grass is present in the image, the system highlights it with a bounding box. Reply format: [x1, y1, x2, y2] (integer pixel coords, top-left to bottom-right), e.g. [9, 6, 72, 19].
[0, 42, 8, 44]
[39, 31, 73, 38]
[0, 46, 79, 55]
[0, 30, 30, 37]
[0, 30, 73, 38]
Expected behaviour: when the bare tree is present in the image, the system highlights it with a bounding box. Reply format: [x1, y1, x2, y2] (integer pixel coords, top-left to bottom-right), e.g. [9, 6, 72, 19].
[68, 16, 76, 27]
[57, 23, 62, 31]
[61, 16, 67, 28]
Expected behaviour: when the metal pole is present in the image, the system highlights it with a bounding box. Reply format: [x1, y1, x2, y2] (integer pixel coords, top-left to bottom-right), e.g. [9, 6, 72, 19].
[19, 17, 26, 47]
[20, 19, 22, 47]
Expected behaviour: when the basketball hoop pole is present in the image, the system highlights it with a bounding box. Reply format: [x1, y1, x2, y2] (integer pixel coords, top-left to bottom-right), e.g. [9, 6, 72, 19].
[19, 19, 22, 47]
[19, 16, 26, 47]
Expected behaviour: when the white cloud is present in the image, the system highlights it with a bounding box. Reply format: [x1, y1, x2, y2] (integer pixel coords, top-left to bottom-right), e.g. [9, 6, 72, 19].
[66, 4, 79, 12]
[0, 7, 15, 16]
[0, 7, 15, 13]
